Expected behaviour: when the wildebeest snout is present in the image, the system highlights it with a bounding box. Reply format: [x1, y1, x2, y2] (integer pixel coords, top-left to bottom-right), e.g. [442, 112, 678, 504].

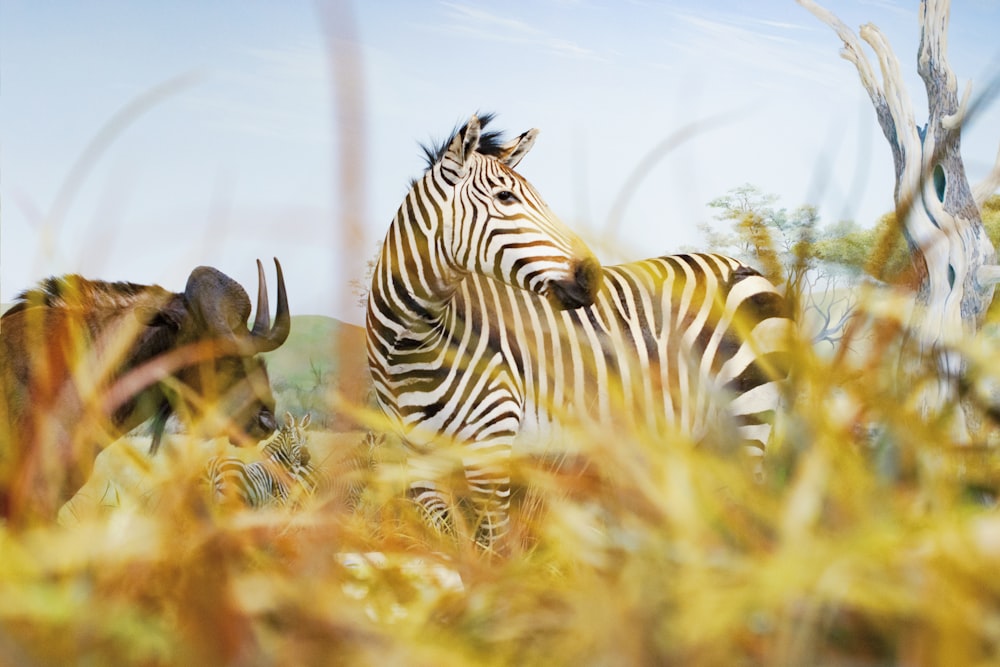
[255, 408, 277, 436]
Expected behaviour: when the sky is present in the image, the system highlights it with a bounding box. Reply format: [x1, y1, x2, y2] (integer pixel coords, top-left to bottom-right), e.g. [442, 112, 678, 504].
[2, 0, 999, 325]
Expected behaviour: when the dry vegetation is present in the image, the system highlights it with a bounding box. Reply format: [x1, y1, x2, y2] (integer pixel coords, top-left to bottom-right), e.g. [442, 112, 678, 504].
[4, 280, 1000, 666]
[6, 4, 1000, 660]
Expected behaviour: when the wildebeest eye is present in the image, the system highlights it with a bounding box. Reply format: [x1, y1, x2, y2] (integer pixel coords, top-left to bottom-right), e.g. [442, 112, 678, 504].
[496, 190, 518, 204]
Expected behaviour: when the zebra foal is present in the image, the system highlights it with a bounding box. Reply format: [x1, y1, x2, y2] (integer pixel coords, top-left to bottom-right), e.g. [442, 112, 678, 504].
[366, 114, 793, 551]
[205, 412, 320, 508]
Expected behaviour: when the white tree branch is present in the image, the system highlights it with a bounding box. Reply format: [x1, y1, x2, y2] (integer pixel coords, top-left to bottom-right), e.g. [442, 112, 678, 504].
[859, 24, 918, 148]
[942, 79, 972, 130]
[918, 0, 958, 98]
[972, 142, 1000, 208]
[976, 265, 1000, 287]
[795, 1, 883, 110]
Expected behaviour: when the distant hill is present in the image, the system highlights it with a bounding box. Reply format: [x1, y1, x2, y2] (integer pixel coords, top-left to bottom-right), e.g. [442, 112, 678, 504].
[263, 315, 372, 430]
[264, 315, 365, 385]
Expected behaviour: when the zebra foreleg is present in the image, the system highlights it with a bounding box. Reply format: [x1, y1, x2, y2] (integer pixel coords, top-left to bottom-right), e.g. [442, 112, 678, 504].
[463, 447, 513, 555]
[408, 483, 457, 538]
[407, 453, 458, 540]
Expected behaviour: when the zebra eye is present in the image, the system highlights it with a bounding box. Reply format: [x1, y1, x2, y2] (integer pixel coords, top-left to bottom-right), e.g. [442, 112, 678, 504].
[495, 190, 518, 204]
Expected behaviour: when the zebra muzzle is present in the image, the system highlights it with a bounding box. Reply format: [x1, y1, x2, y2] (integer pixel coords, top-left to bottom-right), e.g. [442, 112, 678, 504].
[547, 257, 602, 310]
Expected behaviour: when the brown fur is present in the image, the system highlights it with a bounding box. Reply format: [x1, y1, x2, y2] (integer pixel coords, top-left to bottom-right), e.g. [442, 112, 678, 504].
[0, 264, 289, 526]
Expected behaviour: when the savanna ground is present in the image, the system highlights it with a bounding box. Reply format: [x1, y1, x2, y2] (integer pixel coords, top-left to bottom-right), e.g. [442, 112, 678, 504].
[6, 279, 1000, 667]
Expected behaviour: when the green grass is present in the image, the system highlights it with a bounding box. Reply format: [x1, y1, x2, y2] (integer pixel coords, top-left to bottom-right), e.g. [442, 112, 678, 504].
[264, 315, 370, 430]
[263, 315, 363, 389]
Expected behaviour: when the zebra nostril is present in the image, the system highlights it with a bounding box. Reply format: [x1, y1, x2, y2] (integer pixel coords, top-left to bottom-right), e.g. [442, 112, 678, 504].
[547, 256, 603, 310]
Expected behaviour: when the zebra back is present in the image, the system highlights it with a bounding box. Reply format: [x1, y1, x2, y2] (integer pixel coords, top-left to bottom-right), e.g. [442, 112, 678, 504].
[205, 456, 287, 508]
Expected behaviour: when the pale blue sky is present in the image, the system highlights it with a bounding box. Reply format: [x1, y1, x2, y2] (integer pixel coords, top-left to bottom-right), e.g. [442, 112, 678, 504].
[3, 1, 999, 323]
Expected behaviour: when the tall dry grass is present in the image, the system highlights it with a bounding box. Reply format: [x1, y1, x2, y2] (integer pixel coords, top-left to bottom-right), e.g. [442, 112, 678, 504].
[3, 277, 1000, 667]
[6, 6, 1000, 662]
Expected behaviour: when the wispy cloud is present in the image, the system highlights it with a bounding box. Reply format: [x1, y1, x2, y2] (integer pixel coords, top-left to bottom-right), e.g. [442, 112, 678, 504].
[749, 17, 813, 32]
[431, 1, 608, 62]
[439, 2, 542, 38]
[180, 45, 330, 144]
[664, 8, 848, 92]
[858, 0, 912, 20]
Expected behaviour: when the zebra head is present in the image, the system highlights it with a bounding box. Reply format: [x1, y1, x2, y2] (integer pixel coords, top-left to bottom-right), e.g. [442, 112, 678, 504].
[263, 412, 312, 469]
[431, 114, 602, 310]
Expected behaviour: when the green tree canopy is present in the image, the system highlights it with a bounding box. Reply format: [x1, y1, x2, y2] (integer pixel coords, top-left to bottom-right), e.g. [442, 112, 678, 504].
[702, 184, 817, 284]
[813, 194, 1000, 285]
[701, 187, 1000, 289]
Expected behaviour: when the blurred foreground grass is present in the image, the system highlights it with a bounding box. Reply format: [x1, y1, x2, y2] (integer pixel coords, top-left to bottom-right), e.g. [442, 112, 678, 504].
[4, 297, 1000, 667]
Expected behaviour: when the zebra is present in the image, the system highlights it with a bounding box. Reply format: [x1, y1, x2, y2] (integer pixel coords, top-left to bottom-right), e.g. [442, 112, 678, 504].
[205, 412, 320, 508]
[366, 113, 793, 552]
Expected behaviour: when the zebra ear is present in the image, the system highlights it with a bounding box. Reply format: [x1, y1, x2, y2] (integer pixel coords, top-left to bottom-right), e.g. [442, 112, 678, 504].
[497, 129, 538, 169]
[300, 413, 311, 429]
[445, 115, 481, 173]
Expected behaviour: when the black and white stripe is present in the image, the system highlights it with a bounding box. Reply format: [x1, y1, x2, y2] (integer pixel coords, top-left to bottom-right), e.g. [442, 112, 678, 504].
[205, 412, 319, 508]
[366, 114, 793, 550]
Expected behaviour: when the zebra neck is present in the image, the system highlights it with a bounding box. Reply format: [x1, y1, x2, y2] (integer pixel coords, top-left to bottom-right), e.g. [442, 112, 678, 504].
[370, 270, 459, 347]
[370, 218, 463, 344]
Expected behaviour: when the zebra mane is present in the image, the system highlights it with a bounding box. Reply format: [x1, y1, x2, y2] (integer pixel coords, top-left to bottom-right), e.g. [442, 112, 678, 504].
[7, 274, 169, 315]
[418, 112, 506, 171]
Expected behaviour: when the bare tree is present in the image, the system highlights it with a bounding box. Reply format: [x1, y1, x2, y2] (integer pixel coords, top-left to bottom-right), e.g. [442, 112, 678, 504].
[800, 271, 858, 349]
[799, 0, 1000, 440]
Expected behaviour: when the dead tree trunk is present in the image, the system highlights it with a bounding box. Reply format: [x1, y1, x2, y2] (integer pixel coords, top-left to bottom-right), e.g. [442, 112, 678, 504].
[799, 0, 1000, 441]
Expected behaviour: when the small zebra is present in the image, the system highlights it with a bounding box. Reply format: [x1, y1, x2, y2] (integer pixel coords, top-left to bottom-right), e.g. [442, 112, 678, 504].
[366, 114, 794, 551]
[205, 412, 319, 508]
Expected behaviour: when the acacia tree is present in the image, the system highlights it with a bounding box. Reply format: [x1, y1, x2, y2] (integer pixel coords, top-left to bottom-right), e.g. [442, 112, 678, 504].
[703, 184, 819, 283]
[799, 0, 1000, 440]
[704, 184, 784, 260]
[703, 184, 858, 347]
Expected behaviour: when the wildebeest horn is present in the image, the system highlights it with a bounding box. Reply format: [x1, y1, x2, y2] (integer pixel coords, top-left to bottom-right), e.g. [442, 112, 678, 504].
[249, 258, 290, 353]
[184, 259, 290, 355]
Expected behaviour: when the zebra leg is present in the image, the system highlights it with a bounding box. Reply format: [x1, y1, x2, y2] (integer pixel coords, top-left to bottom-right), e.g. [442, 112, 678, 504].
[407, 452, 457, 540]
[462, 441, 513, 554]
[730, 374, 784, 482]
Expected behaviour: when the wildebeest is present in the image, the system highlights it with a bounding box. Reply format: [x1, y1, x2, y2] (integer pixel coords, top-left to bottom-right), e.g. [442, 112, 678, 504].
[0, 259, 290, 525]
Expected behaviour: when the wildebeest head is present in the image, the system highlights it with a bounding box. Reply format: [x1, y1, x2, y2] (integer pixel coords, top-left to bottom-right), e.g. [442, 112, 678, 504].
[0, 258, 291, 523]
[140, 258, 291, 453]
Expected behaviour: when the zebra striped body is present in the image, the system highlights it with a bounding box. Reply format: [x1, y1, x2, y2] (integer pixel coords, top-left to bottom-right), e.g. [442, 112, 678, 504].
[436, 253, 787, 448]
[366, 114, 792, 550]
[206, 412, 320, 508]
